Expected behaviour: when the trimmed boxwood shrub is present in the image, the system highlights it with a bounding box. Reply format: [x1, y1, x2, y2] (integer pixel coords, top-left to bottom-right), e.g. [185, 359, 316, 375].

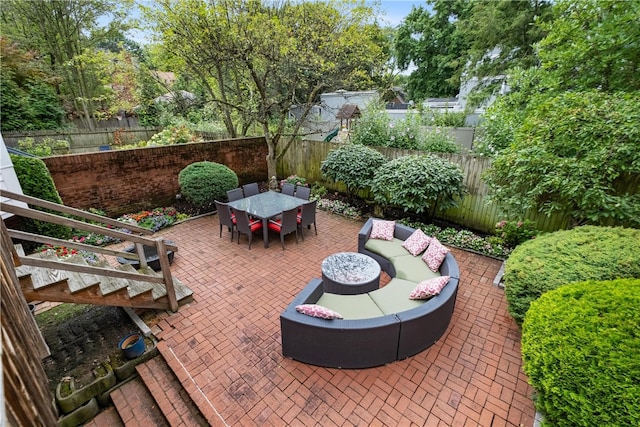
[504, 225, 640, 325]
[178, 161, 238, 208]
[522, 278, 640, 427]
[10, 155, 72, 246]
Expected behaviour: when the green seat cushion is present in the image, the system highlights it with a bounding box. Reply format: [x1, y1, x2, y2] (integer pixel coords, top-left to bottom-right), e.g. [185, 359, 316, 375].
[364, 238, 410, 258]
[390, 254, 441, 283]
[369, 278, 425, 315]
[316, 293, 384, 320]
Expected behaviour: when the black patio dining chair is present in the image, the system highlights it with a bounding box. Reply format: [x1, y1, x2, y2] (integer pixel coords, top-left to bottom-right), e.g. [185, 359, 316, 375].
[227, 188, 244, 202]
[281, 182, 295, 196]
[268, 206, 299, 250]
[297, 199, 317, 240]
[242, 182, 259, 197]
[231, 207, 263, 249]
[214, 200, 236, 241]
[294, 186, 311, 200]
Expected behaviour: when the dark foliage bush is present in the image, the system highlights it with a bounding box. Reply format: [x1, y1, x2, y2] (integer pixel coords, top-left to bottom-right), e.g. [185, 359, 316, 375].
[320, 144, 387, 200]
[178, 161, 238, 208]
[371, 154, 465, 218]
[504, 225, 640, 325]
[10, 155, 72, 247]
[522, 278, 640, 426]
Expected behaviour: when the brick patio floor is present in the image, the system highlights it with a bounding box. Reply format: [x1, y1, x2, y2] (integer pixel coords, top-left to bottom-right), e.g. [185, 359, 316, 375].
[150, 210, 535, 426]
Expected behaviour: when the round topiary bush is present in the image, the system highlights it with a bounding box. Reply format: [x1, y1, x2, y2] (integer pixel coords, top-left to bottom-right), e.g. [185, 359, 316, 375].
[504, 225, 640, 325]
[178, 161, 238, 208]
[320, 144, 387, 200]
[522, 278, 640, 427]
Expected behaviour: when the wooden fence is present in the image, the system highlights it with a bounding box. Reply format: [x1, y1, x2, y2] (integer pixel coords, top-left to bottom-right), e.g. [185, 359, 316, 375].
[277, 139, 569, 234]
[2, 128, 160, 154]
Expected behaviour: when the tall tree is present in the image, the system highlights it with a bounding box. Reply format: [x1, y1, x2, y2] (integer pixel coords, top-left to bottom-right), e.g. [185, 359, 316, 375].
[459, 0, 553, 106]
[536, 0, 640, 93]
[395, 0, 471, 100]
[0, 37, 64, 130]
[1, 0, 133, 129]
[144, 0, 388, 179]
[481, 0, 640, 227]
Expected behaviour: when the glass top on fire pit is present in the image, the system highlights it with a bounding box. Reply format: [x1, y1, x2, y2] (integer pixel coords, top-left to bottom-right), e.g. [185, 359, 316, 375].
[321, 252, 381, 295]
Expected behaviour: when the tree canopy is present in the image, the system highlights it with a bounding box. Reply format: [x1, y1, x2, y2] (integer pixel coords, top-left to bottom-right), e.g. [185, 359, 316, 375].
[480, 0, 640, 228]
[144, 0, 389, 179]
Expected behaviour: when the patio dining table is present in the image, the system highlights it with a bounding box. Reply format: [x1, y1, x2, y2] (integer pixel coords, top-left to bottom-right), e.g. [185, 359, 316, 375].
[228, 191, 306, 248]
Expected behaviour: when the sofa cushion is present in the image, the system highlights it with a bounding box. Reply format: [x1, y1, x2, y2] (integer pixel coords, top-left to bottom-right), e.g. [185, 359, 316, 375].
[409, 276, 451, 300]
[422, 238, 450, 272]
[295, 304, 343, 319]
[370, 219, 395, 241]
[402, 229, 432, 256]
[365, 238, 409, 259]
[390, 254, 441, 283]
[316, 293, 384, 320]
[369, 278, 426, 315]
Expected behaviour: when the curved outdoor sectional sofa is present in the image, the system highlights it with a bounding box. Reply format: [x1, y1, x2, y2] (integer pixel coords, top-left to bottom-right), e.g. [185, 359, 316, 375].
[280, 218, 460, 369]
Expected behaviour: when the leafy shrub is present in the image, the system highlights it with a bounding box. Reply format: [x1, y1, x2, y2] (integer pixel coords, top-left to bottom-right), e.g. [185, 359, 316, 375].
[419, 128, 461, 153]
[494, 219, 539, 248]
[279, 174, 308, 188]
[371, 155, 465, 217]
[421, 107, 467, 128]
[350, 101, 390, 146]
[484, 91, 640, 227]
[16, 137, 70, 157]
[10, 155, 72, 246]
[148, 125, 203, 145]
[386, 114, 422, 149]
[504, 225, 640, 325]
[178, 161, 238, 208]
[321, 144, 387, 200]
[522, 278, 640, 427]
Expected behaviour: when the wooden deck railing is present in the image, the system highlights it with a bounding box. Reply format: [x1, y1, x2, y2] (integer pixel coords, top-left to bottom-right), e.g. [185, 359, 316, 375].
[0, 190, 180, 311]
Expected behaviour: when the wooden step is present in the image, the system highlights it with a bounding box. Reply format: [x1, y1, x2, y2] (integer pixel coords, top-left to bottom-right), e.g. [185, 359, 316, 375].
[137, 267, 194, 302]
[136, 357, 209, 427]
[116, 264, 155, 299]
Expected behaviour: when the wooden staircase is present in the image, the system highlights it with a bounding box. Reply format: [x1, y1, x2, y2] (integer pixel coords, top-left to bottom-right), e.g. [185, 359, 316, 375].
[15, 245, 193, 310]
[2, 189, 193, 312]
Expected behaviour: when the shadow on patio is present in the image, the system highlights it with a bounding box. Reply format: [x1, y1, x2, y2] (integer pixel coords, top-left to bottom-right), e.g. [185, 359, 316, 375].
[110, 210, 535, 426]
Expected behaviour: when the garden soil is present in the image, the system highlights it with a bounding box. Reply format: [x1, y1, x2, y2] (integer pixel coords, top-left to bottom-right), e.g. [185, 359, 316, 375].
[38, 304, 141, 395]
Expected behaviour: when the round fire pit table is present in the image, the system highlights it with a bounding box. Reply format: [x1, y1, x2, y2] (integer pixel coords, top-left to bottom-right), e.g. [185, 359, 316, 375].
[116, 240, 176, 271]
[321, 252, 381, 295]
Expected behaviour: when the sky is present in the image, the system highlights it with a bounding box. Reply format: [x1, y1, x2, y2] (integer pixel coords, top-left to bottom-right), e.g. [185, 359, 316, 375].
[120, 1, 428, 45]
[375, 0, 426, 27]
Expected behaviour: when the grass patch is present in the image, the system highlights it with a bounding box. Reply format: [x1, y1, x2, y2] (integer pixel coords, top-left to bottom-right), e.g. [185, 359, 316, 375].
[36, 303, 90, 329]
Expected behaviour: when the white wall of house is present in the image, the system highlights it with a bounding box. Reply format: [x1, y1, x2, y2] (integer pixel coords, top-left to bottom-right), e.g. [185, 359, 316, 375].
[0, 135, 28, 219]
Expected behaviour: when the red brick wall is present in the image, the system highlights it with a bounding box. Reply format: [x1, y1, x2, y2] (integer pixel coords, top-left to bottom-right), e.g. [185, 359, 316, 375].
[42, 137, 267, 216]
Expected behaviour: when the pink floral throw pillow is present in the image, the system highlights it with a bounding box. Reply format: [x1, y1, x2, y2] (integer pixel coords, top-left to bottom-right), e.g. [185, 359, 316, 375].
[421, 238, 450, 272]
[370, 220, 395, 241]
[295, 304, 343, 320]
[402, 229, 432, 256]
[409, 276, 451, 300]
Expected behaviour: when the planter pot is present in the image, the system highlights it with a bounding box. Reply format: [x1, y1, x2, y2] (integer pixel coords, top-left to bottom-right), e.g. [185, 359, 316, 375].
[112, 336, 159, 382]
[55, 363, 115, 414]
[119, 333, 146, 359]
[116, 240, 175, 271]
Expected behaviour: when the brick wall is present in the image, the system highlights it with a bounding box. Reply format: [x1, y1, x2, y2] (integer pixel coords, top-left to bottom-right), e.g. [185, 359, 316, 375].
[43, 137, 267, 216]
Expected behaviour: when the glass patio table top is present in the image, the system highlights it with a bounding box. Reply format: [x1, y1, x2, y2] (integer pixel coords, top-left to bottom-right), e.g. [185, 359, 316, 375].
[228, 191, 305, 248]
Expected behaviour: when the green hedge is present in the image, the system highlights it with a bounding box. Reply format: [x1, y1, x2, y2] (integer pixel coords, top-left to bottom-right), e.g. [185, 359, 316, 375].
[10, 155, 72, 248]
[504, 225, 640, 325]
[178, 161, 238, 208]
[522, 279, 640, 426]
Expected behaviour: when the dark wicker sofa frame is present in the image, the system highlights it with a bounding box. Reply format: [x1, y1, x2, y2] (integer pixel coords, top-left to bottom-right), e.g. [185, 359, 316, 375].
[280, 219, 461, 369]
